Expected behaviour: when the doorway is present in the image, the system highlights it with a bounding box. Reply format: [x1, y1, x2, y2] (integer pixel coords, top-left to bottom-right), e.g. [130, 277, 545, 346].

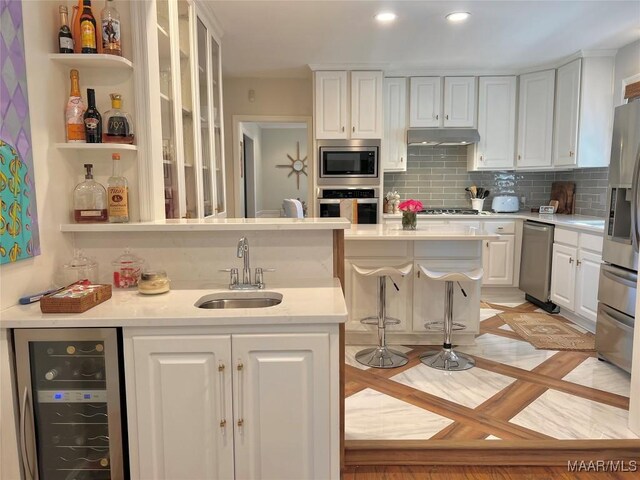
[232, 115, 313, 218]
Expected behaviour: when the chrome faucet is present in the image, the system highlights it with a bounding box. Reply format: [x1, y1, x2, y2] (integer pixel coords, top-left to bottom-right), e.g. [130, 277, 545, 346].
[222, 237, 274, 290]
[237, 237, 251, 285]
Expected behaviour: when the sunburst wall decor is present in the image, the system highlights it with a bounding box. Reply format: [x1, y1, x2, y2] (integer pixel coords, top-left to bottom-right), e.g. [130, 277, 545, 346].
[276, 141, 308, 190]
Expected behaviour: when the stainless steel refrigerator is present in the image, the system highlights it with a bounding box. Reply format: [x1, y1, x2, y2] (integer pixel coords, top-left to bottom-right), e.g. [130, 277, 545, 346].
[13, 328, 125, 480]
[597, 99, 640, 373]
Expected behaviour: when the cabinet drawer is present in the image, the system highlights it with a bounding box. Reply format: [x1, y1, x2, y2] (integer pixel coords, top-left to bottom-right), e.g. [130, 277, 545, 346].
[345, 240, 409, 257]
[483, 220, 515, 235]
[447, 220, 481, 229]
[579, 232, 603, 253]
[554, 228, 579, 247]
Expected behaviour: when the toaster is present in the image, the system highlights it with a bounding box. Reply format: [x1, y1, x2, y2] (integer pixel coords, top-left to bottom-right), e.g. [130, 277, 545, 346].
[491, 195, 519, 212]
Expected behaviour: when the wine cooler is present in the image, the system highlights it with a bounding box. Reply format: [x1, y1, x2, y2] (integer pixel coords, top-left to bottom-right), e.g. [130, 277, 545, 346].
[14, 328, 125, 480]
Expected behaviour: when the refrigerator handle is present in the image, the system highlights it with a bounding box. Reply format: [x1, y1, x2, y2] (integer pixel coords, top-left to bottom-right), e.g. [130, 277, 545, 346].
[20, 387, 35, 480]
[631, 147, 640, 253]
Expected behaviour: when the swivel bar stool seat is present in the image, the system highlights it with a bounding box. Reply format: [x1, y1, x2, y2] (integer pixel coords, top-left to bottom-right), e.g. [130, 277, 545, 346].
[418, 265, 483, 371]
[353, 262, 413, 369]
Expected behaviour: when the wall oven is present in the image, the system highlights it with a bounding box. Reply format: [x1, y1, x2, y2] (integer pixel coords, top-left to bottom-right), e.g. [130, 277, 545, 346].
[14, 328, 125, 480]
[317, 139, 380, 186]
[318, 188, 379, 224]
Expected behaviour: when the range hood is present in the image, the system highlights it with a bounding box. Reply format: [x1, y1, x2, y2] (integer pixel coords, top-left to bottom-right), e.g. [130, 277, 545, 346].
[407, 128, 480, 146]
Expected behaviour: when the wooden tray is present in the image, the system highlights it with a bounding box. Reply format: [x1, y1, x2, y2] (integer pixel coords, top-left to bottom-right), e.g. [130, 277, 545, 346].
[40, 283, 112, 313]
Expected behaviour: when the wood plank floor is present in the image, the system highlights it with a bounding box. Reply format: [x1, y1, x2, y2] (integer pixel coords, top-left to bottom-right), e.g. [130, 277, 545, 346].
[344, 298, 640, 466]
[344, 465, 640, 479]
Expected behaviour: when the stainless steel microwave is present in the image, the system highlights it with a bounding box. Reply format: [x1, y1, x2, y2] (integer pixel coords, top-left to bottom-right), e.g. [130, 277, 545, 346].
[317, 139, 380, 186]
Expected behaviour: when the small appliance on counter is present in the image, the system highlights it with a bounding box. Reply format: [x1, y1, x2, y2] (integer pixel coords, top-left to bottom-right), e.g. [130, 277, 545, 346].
[491, 195, 519, 212]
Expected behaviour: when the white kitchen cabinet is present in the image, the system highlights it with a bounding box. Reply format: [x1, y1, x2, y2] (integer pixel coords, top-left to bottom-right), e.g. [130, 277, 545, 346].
[477, 220, 517, 285]
[550, 228, 603, 324]
[382, 78, 408, 172]
[125, 329, 335, 480]
[232, 334, 331, 480]
[468, 76, 516, 170]
[516, 70, 555, 169]
[314, 71, 348, 139]
[553, 59, 581, 167]
[132, 0, 226, 219]
[409, 77, 442, 127]
[553, 56, 614, 168]
[443, 77, 476, 127]
[314, 71, 382, 139]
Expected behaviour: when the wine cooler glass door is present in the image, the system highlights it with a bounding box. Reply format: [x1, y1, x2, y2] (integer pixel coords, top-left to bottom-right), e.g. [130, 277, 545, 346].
[14, 329, 124, 480]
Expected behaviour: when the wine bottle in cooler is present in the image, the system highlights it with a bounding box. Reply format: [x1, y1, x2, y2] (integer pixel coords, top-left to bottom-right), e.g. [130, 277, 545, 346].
[65, 70, 86, 142]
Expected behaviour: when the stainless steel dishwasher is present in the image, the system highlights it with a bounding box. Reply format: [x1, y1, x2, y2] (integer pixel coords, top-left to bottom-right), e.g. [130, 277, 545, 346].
[519, 220, 559, 313]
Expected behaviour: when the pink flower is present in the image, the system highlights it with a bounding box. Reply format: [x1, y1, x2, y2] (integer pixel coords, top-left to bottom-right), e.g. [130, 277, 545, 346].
[398, 199, 423, 213]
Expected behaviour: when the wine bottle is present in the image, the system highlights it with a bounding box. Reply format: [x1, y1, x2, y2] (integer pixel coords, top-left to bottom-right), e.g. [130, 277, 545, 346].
[45, 368, 60, 381]
[107, 153, 129, 223]
[101, 0, 121, 56]
[80, 0, 97, 53]
[58, 5, 74, 53]
[103, 94, 134, 144]
[66, 70, 86, 142]
[73, 164, 108, 222]
[83, 88, 102, 143]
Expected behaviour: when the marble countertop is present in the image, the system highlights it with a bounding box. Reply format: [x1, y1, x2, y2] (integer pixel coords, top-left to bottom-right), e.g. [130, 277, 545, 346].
[345, 224, 499, 241]
[60, 217, 351, 232]
[0, 279, 347, 329]
[382, 211, 605, 234]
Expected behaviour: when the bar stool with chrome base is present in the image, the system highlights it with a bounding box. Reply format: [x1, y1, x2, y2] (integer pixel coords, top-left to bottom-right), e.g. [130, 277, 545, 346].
[417, 265, 483, 371]
[354, 262, 413, 369]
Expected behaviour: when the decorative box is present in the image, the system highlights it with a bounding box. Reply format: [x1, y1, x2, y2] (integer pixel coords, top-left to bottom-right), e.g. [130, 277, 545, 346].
[40, 283, 112, 313]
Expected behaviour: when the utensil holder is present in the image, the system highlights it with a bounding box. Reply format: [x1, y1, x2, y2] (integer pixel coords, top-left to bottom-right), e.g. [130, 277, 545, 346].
[471, 198, 485, 212]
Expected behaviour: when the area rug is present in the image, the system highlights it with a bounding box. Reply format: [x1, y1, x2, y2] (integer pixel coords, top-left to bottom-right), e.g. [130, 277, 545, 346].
[498, 312, 595, 351]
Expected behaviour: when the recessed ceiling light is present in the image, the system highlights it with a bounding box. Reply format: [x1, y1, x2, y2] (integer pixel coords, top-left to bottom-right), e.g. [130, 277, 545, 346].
[446, 11, 470, 22]
[375, 11, 397, 23]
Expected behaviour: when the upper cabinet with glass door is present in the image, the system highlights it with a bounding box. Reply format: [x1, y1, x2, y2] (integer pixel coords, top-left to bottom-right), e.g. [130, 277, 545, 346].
[150, 0, 225, 219]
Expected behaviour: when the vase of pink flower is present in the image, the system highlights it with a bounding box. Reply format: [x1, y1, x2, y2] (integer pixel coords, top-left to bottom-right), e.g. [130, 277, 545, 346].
[399, 199, 423, 230]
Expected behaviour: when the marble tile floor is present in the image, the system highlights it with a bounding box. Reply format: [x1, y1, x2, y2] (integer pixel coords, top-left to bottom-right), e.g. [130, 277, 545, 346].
[344, 296, 638, 442]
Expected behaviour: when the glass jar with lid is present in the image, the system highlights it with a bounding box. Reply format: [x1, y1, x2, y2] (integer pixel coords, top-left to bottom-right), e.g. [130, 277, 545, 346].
[111, 248, 144, 288]
[138, 270, 170, 295]
[62, 249, 99, 285]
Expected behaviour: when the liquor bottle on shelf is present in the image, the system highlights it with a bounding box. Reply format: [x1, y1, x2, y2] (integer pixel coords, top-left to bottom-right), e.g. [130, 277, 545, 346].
[73, 164, 108, 223]
[66, 70, 86, 142]
[107, 153, 129, 223]
[83, 88, 102, 143]
[80, 0, 98, 53]
[58, 5, 74, 53]
[103, 94, 134, 144]
[101, 0, 121, 56]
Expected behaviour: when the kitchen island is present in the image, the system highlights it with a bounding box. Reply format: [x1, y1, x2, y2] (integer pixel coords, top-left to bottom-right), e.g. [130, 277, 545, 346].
[0, 219, 349, 480]
[344, 224, 498, 345]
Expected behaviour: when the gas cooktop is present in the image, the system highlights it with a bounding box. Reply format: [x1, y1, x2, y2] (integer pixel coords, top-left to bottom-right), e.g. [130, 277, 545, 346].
[419, 208, 479, 215]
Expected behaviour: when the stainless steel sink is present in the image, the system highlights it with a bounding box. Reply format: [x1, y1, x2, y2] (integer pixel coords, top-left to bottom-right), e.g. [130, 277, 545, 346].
[195, 291, 283, 309]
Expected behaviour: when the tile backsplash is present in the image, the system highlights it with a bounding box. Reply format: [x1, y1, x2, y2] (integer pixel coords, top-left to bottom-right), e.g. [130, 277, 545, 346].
[383, 146, 609, 217]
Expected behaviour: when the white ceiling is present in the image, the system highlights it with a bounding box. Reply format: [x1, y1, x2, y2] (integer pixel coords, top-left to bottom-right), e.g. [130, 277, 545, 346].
[208, 0, 640, 78]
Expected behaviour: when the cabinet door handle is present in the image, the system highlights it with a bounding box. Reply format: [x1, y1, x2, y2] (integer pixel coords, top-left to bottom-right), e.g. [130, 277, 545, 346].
[576, 259, 582, 266]
[20, 388, 35, 480]
[445, 114, 449, 120]
[497, 226, 504, 230]
[569, 151, 574, 157]
[569, 257, 574, 264]
[435, 114, 439, 120]
[479, 155, 483, 161]
[486, 241, 489, 248]
[218, 363, 227, 429]
[352, 126, 355, 133]
[517, 154, 521, 161]
[237, 361, 244, 427]
[400, 157, 404, 163]
[341, 126, 345, 132]
[417, 270, 420, 278]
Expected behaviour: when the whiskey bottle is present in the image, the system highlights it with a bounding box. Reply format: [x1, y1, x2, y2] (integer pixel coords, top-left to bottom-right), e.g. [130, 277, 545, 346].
[80, 0, 97, 53]
[103, 94, 134, 144]
[83, 88, 102, 143]
[73, 164, 108, 222]
[58, 5, 74, 53]
[65, 70, 86, 142]
[107, 153, 129, 223]
[101, 0, 121, 56]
